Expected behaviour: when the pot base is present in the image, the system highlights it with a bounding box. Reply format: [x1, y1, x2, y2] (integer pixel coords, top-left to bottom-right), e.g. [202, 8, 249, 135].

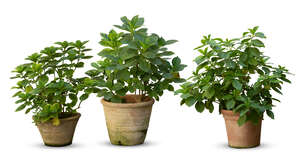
[108, 129, 148, 146]
[228, 143, 260, 149]
[44, 142, 72, 147]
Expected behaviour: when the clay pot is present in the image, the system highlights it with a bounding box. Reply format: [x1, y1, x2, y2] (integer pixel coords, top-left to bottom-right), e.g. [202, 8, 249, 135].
[221, 110, 262, 148]
[101, 94, 155, 146]
[36, 113, 81, 147]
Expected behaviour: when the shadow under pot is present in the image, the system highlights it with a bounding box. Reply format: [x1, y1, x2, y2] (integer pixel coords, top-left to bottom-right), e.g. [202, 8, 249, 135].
[101, 94, 155, 146]
[36, 113, 81, 147]
[221, 110, 262, 148]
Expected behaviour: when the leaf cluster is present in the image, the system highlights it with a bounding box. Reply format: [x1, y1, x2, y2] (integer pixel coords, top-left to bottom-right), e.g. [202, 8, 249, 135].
[85, 15, 186, 103]
[11, 41, 92, 125]
[175, 26, 291, 126]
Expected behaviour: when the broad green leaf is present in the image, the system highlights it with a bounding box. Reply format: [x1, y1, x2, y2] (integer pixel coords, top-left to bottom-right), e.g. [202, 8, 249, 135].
[172, 56, 181, 66]
[185, 97, 197, 106]
[232, 80, 242, 90]
[237, 115, 247, 126]
[120, 48, 138, 60]
[266, 110, 274, 119]
[138, 58, 151, 72]
[195, 101, 205, 113]
[180, 93, 192, 99]
[25, 86, 33, 93]
[39, 75, 49, 86]
[111, 96, 122, 103]
[255, 32, 266, 38]
[203, 88, 215, 99]
[251, 39, 265, 47]
[117, 70, 130, 81]
[226, 99, 236, 109]
[80, 93, 89, 101]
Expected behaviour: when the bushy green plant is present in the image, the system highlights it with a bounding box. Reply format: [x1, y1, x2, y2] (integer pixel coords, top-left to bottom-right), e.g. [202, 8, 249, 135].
[85, 15, 186, 103]
[11, 41, 92, 125]
[175, 26, 291, 126]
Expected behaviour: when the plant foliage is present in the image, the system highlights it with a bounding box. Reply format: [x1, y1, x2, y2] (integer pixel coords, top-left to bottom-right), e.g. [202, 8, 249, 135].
[85, 15, 186, 103]
[175, 26, 291, 126]
[11, 41, 92, 125]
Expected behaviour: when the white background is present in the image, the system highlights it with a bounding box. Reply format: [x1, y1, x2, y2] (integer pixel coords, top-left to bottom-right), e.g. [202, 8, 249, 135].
[1, 0, 299, 159]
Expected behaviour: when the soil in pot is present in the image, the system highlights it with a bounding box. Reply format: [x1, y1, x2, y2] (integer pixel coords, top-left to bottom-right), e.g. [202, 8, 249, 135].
[222, 110, 262, 148]
[36, 113, 81, 147]
[101, 94, 155, 146]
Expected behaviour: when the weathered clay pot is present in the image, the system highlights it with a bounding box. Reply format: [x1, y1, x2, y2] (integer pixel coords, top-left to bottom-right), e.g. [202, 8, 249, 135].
[222, 110, 262, 148]
[36, 113, 81, 147]
[101, 94, 155, 146]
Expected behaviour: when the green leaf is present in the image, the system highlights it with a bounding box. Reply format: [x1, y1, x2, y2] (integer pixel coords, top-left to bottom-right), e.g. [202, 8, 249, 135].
[165, 40, 178, 45]
[185, 97, 197, 106]
[25, 86, 33, 93]
[39, 75, 49, 86]
[203, 88, 215, 99]
[15, 104, 26, 112]
[266, 110, 274, 119]
[135, 17, 144, 28]
[138, 58, 151, 72]
[117, 70, 130, 81]
[120, 48, 137, 60]
[181, 93, 192, 99]
[111, 96, 122, 103]
[232, 80, 242, 90]
[52, 117, 60, 126]
[251, 39, 265, 47]
[226, 99, 236, 110]
[205, 101, 214, 113]
[172, 56, 181, 66]
[195, 101, 205, 113]
[116, 88, 128, 96]
[142, 51, 156, 58]
[237, 115, 247, 126]
[194, 56, 205, 65]
[255, 32, 266, 38]
[80, 93, 89, 101]
[240, 108, 249, 117]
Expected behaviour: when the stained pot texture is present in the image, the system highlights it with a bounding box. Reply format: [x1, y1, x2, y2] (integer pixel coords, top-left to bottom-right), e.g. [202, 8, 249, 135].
[222, 110, 262, 148]
[101, 95, 155, 146]
[36, 113, 81, 147]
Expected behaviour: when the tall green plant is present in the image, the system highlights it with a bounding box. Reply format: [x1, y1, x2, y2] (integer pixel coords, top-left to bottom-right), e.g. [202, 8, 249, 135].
[85, 15, 186, 103]
[11, 41, 92, 125]
[176, 26, 291, 126]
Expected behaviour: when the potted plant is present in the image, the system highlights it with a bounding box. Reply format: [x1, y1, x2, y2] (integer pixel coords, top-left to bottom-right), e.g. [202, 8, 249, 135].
[11, 40, 92, 146]
[175, 26, 291, 148]
[85, 15, 186, 145]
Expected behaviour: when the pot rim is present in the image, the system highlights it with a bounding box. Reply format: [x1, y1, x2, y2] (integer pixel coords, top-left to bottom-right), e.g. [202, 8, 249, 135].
[34, 113, 81, 124]
[221, 109, 238, 116]
[58, 112, 81, 121]
[101, 94, 155, 108]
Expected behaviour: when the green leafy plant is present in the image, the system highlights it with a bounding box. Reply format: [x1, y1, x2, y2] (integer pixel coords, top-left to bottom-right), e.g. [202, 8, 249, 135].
[85, 15, 186, 103]
[175, 26, 291, 126]
[11, 40, 92, 125]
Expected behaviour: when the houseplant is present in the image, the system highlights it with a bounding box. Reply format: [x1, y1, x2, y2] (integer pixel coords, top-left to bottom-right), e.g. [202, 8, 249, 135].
[85, 15, 186, 145]
[11, 40, 92, 146]
[175, 26, 291, 148]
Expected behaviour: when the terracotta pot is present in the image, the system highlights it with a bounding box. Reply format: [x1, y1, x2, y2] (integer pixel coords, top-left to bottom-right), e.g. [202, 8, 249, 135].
[221, 110, 262, 148]
[101, 94, 155, 146]
[36, 113, 81, 147]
